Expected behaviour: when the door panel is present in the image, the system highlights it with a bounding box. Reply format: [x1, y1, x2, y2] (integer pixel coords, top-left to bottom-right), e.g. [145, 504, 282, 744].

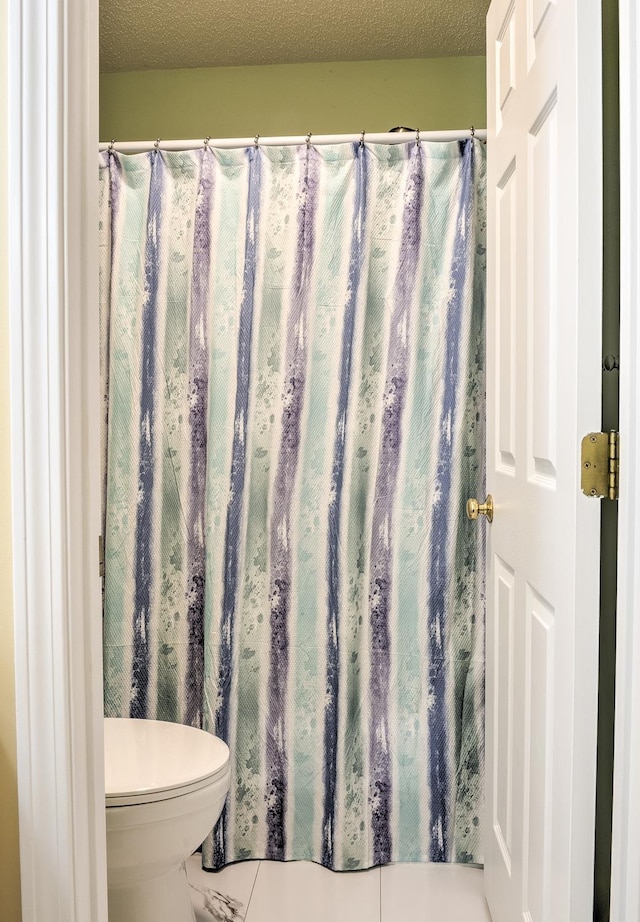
[498, 5, 517, 114]
[485, 1, 602, 920]
[529, 98, 558, 480]
[493, 556, 515, 869]
[496, 162, 517, 472]
[523, 585, 554, 922]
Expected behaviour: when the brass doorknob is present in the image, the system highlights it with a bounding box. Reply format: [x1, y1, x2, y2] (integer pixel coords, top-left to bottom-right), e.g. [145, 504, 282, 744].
[466, 495, 494, 523]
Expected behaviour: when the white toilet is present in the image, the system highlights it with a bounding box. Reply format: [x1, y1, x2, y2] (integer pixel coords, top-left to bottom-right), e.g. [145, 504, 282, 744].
[104, 717, 230, 922]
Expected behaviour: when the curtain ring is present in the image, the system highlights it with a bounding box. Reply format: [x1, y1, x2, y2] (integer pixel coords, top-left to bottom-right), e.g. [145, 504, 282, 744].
[360, 129, 366, 148]
[306, 132, 312, 149]
[108, 138, 116, 152]
[254, 134, 260, 149]
[154, 138, 161, 152]
[416, 128, 421, 145]
[470, 125, 476, 138]
[204, 136, 211, 149]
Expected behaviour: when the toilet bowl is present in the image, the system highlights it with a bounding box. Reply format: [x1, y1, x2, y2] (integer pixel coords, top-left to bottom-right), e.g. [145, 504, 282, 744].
[104, 717, 230, 922]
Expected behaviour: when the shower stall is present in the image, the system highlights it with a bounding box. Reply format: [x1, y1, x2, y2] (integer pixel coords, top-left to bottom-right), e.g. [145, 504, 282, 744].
[99, 131, 487, 872]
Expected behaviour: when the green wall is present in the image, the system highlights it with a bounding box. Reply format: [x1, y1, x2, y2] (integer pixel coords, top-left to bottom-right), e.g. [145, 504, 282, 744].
[100, 56, 486, 142]
[594, 1, 619, 919]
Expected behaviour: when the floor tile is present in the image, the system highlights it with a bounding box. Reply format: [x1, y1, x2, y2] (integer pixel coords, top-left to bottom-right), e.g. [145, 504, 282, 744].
[186, 854, 260, 922]
[381, 864, 491, 922]
[245, 860, 381, 922]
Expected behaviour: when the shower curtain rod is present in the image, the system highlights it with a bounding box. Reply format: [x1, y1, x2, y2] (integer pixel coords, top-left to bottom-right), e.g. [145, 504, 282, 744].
[98, 128, 487, 154]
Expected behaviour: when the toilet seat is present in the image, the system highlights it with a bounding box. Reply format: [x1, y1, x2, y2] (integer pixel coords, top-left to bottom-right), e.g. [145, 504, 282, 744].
[105, 718, 230, 807]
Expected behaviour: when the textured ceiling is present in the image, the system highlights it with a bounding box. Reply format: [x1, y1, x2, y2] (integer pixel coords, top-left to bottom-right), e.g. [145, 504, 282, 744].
[100, 0, 490, 74]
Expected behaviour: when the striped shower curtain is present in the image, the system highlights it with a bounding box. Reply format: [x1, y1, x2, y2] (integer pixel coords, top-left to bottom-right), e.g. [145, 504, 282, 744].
[99, 138, 486, 870]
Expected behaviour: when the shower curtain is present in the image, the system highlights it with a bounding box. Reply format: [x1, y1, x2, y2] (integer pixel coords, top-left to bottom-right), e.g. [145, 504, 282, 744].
[99, 138, 486, 871]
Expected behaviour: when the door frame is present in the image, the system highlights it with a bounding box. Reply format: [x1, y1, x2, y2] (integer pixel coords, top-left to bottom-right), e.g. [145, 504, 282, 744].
[610, 0, 640, 917]
[6, 1, 638, 921]
[7, 0, 107, 921]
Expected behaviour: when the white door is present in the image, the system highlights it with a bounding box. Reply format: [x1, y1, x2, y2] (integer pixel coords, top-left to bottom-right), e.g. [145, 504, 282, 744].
[485, 1, 603, 920]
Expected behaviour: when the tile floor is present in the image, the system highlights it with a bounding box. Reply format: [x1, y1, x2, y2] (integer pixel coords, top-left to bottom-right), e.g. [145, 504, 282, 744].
[186, 854, 492, 922]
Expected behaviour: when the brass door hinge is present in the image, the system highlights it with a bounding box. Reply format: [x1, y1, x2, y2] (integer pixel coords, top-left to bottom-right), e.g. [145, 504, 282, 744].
[581, 431, 619, 500]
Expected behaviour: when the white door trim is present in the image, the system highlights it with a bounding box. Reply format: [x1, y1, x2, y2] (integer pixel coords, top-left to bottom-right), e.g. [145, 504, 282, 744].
[7, 1, 107, 921]
[610, 0, 640, 917]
